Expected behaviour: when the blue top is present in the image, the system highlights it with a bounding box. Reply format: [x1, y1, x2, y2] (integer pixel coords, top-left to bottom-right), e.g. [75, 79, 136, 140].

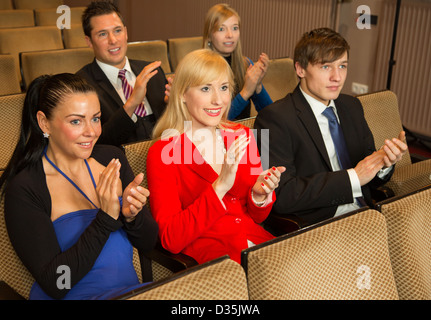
[28, 149, 146, 299]
[227, 58, 273, 120]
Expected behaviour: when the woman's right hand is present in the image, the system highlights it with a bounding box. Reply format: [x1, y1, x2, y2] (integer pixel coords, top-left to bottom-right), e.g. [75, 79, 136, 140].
[96, 158, 121, 220]
[212, 133, 249, 200]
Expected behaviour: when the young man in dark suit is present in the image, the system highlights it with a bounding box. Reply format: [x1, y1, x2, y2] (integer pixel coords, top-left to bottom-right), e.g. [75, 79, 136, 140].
[77, 1, 167, 147]
[255, 28, 407, 226]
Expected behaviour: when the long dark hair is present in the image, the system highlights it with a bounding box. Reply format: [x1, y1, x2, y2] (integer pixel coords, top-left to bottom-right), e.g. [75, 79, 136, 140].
[0, 73, 96, 195]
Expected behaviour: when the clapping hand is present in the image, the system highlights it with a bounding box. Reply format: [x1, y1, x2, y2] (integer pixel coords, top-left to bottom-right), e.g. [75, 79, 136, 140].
[252, 166, 286, 204]
[122, 173, 150, 222]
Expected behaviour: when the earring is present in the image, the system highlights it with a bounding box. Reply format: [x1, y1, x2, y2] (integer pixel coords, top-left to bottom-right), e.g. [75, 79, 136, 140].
[207, 41, 211, 47]
[43, 132, 50, 138]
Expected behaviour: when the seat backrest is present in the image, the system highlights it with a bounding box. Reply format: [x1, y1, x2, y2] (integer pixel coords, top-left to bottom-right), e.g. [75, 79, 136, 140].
[358, 90, 411, 167]
[234, 116, 256, 129]
[0, 93, 25, 170]
[122, 139, 154, 190]
[62, 24, 87, 49]
[117, 256, 249, 300]
[35, 7, 85, 26]
[379, 185, 431, 299]
[167, 36, 202, 72]
[0, 55, 21, 96]
[0, 26, 64, 81]
[0, 0, 13, 10]
[0, 10, 35, 28]
[21, 47, 94, 89]
[127, 41, 172, 74]
[242, 209, 399, 300]
[13, 0, 63, 9]
[0, 185, 35, 300]
[262, 57, 298, 102]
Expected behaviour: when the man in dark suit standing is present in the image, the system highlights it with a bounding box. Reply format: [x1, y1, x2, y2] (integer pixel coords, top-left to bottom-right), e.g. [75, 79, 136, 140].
[255, 28, 407, 226]
[77, 1, 167, 147]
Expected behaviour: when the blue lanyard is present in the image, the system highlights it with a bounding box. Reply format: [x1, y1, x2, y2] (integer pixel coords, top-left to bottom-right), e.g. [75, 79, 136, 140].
[43, 147, 99, 209]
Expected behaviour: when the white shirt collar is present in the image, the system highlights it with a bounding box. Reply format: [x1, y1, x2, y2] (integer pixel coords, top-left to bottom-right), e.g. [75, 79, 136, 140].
[299, 86, 339, 122]
[96, 57, 132, 87]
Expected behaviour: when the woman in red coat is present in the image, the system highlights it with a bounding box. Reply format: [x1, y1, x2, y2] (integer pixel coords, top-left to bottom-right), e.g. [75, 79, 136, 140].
[147, 49, 285, 264]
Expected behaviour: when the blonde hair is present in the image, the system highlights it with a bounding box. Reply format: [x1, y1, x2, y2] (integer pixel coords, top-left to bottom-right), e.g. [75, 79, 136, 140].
[152, 49, 235, 140]
[202, 3, 247, 94]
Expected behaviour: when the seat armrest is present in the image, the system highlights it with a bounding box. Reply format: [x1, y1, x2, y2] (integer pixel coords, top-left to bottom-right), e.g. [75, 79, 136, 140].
[0, 281, 25, 300]
[146, 242, 198, 273]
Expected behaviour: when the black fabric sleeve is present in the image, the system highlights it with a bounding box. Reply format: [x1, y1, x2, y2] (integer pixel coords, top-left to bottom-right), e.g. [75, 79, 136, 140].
[5, 176, 123, 299]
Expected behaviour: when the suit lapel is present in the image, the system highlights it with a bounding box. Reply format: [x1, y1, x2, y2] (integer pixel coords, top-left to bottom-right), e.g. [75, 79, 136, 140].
[293, 87, 332, 170]
[178, 133, 219, 184]
[90, 59, 125, 109]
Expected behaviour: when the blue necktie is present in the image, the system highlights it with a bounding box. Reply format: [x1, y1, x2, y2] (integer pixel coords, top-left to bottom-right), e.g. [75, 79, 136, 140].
[322, 107, 351, 169]
[322, 107, 366, 207]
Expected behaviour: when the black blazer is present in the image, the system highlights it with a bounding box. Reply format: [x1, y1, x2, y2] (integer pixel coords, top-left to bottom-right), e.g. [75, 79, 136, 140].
[254, 85, 393, 226]
[76, 59, 167, 146]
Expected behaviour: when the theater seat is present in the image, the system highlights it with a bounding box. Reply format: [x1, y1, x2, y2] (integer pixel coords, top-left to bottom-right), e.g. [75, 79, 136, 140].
[358, 90, 431, 197]
[35, 7, 85, 26]
[0, 26, 64, 81]
[261, 57, 298, 102]
[20, 47, 94, 89]
[376, 185, 431, 299]
[127, 40, 172, 74]
[242, 208, 399, 300]
[62, 24, 87, 49]
[115, 256, 248, 300]
[0, 55, 21, 96]
[13, 0, 63, 10]
[167, 36, 202, 72]
[0, 10, 35, 28]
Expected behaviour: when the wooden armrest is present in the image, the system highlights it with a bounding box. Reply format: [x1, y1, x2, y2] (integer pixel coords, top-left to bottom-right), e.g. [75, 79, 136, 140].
[0, 281, 25, 300]
[146, 242, 198, 273]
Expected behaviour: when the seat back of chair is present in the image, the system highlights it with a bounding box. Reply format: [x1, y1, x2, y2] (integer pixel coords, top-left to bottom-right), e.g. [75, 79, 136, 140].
[358, 90, 411, 167]
[0, 26, 64, 81]
[0, 94, 25, 170]
[120, 256, 248, 300]
[21, 48, 94, 88]
[234, 116, 256, 129]
[35, 7, 85, 26]
[127, 40, 171, 74]
[261, 57, 298, 102]
[242, 209, 398, 300]
[167, 36, 202, 72]
[13, 0, 63, 10]
[0, 55, 21, 96]
[379, 186, 431, 299]
[0, 9, 35, 28]
[62, 24, 87, 49]
[0, 183, 35, 299]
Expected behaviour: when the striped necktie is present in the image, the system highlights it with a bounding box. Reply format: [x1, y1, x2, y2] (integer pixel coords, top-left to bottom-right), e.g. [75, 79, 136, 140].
[118, 69, 146, 117]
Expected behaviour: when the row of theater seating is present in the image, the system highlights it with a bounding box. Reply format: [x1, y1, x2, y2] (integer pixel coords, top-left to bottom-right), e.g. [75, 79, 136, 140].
[0, 90, 431, 300]
[1, 174, 430, 300]
[0, 0, 62, 10]
[0, 6, 85, 29]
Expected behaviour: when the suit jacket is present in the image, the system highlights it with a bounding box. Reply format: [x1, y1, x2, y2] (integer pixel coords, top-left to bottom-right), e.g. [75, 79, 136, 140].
[254, 85, 393, 226]
[146, 126, 275, 264]
[76, 59, 167, 146]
